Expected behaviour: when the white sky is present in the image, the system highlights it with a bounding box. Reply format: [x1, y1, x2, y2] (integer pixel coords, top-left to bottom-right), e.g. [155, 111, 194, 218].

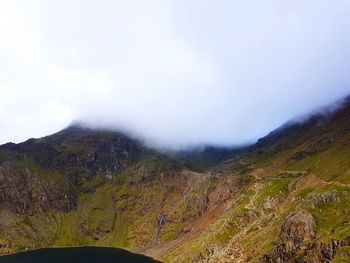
[0, 0, 350, 149]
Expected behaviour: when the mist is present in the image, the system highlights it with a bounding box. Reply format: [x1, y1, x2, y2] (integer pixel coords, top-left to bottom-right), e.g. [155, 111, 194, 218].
[1, 0, 350, 149]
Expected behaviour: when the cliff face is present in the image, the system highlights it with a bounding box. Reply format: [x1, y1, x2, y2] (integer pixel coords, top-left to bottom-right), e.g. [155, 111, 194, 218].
[261, 210, 350, 262]
[0, 126, 146, 185]
[0, 126, 150, 215]
[0, 127, 153, 250]
[0, 162, 74, 214]
[0, 98, 350, 262]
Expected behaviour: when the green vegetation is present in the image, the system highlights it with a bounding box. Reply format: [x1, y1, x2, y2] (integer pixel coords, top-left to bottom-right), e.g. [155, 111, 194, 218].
[2, 101, 350, 262]
[255, 177, 293, 206]
[332, 246, 350, 263]
[286, 146, 350, 182]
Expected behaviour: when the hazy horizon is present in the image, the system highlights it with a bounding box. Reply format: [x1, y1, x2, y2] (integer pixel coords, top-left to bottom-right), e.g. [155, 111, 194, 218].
[1, 1, 350, 149]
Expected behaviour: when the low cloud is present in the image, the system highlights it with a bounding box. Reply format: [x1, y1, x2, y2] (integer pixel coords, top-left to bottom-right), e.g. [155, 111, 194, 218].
[0, 0, 350, 149]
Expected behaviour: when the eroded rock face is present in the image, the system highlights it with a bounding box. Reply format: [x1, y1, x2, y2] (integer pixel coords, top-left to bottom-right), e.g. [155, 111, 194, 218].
[261, 211, 350, 263]
[261, 211, 316, 262]
[0, 162, 75, 214]
[0, 127, 147, 188]
[306, 191, 344, 207]
[208, 181, 233, 209]
[280, 211, 316, 246]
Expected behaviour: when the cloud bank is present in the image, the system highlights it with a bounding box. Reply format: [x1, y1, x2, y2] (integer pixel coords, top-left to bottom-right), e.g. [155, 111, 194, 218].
[0, 0, 350, 149]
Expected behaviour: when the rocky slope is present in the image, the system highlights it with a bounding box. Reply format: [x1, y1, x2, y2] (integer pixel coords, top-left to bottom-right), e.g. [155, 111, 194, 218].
[0, 125, 182, 252]
[0, 98, 349, 262]
[158, 98, 350, 262]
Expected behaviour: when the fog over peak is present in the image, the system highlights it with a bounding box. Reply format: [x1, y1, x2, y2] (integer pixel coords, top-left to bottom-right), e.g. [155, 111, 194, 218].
[1, 1, 350, 149]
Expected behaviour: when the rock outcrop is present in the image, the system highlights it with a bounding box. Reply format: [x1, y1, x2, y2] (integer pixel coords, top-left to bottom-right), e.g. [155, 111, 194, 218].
[280, 211, 316, 247]
[261, 211, 350, 263]
[0, 162, 74, 214]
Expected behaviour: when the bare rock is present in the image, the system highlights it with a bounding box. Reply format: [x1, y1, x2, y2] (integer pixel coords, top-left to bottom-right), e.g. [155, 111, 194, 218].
[280, 211, 316, 246]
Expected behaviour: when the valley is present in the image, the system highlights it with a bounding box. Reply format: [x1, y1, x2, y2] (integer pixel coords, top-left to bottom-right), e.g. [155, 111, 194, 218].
[0, 99, 350, 262]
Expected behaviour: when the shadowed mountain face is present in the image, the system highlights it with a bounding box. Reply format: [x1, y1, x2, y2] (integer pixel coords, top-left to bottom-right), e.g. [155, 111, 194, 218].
[0, 126, 143, 216]
[173, 146, 247, 172]
[0, 125, 185, 215]
[0, 98, 350, 262]
[250, 96, 350, 157]
[0, 126, 146, 184]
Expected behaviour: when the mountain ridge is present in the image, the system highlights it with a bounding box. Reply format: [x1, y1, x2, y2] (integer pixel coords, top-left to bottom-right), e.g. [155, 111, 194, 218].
[0, 96, 349, 262]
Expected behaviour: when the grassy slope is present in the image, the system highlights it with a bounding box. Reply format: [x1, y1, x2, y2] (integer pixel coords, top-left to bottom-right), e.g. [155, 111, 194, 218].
[164, 153, 350, 262]
[0, 102, 350, 262]
[0, 149, 216, 256]
[162, 103, 350, 262]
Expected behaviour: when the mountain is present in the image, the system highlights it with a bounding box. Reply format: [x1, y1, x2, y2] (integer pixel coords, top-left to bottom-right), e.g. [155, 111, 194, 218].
[0, 125, 185, 253]
[0, 98, 349, 262]
[161, 98, 350, 262]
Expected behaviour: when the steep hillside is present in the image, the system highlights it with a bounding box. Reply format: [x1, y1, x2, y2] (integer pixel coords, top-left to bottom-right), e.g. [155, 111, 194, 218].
[161, 99, 350, 262]
[0, 126, 187, 254]
[0, 98, 349, 263]
[0, 125, 242, 258]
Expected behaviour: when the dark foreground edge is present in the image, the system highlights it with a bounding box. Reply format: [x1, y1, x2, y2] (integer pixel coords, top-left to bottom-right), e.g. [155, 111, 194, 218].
[0, 247, 161, 263]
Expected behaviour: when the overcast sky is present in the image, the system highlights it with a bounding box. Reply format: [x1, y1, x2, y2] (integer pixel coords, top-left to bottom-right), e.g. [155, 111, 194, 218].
[0, 0, 350, 149]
